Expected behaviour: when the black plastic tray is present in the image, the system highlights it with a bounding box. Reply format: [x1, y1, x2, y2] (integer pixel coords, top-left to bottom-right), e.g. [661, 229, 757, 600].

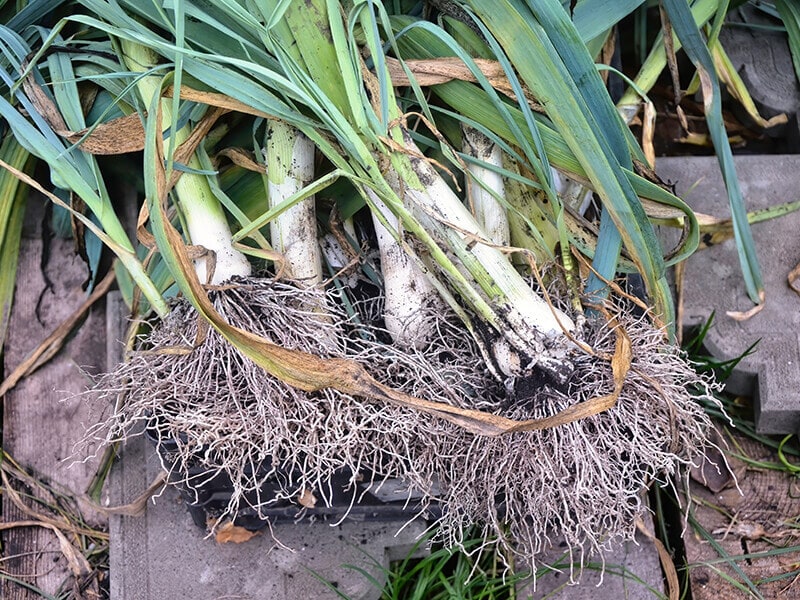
[145, 424, 439, 531]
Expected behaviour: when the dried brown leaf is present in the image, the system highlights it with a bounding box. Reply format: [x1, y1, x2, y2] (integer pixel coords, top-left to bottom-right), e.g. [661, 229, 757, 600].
[217, 147, 264, 173]
[215, 520, 260, 544]
[385, 57, 543, 111]
[789, 261, 800, 298]
[167, 85, 272, 119]
[642, 101, 656, 168]
[297, 488, 317, 508]
[88, 473, 167, 517]
[636, 517, 679, 600]
[58, 114, 146, 154]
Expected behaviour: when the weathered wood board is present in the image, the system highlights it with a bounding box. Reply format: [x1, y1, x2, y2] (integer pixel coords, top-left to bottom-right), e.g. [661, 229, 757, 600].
[1, 198, 107, 598]
[685, 428, 800, 599]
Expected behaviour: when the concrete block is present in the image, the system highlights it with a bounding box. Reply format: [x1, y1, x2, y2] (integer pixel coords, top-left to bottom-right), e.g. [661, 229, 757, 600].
[517, 527, 665, 600]
[658, 155, 800, 434]
[720, 6, 800, 140]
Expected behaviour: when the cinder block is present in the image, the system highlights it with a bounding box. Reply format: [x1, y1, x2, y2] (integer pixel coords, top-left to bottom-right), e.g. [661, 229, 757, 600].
[720, 5, 800, 140]
[658, 155, 800, 434]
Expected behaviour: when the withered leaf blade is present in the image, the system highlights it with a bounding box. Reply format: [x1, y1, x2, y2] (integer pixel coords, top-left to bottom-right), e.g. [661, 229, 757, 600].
[385, 56, 542, 110]
[58, 114, 146, 155]
[23, 69, 146, 154]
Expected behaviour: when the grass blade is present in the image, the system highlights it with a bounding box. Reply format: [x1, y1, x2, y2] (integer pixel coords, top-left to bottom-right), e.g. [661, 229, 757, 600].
[662, 0, 764, 306]
[0, 136, 30, 348]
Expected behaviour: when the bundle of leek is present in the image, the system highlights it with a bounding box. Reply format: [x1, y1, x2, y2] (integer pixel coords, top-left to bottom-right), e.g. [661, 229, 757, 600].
[36, 0, 721, 572]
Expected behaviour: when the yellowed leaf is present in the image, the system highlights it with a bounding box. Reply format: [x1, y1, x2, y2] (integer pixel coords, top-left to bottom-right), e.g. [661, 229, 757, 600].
[636, 517, 679, 600]
[726, 289, 766, 321]
[215, 520, 260, 544]
[642, 100, 656, 169]
[712, 42, 789, 130]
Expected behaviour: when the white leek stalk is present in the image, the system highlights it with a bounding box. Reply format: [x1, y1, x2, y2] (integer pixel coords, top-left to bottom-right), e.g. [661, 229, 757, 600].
[462, 127, 529, 377]
[122, 41, 251, 285]
[462, 127, 510, 247]
[386, 131, 576, 381]
[266, 121, 322, 286]
[368, 169, 444, 349]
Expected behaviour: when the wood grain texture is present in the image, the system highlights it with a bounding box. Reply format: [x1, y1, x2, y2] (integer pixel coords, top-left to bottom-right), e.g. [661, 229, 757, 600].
[685, 427, 800, 599]
[2, 197, 107, 599]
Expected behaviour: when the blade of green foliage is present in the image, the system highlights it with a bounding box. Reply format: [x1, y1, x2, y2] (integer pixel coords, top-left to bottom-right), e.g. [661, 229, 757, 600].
[776, 0, 800, 82]
[46, 41, 110, 288]
[662, 0, 763, 305]
[522, 0, 634, 301]
[81, 2, 506, 323]
[571, 0, 645, 46]
[392, 19, 698, 269]
[0, 24, 169, 316]
[6, 0, 71, 31]
[462, 0, 673, 327]
[0, 136, 30, 347]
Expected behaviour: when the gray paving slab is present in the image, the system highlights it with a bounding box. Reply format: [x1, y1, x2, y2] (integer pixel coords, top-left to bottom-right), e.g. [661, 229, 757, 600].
[108, 433, 427, 600]
[658, 154, 800, 434]
[517, 524, 665, 599]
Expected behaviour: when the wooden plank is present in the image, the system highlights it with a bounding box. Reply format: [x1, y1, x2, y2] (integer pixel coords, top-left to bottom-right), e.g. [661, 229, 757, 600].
[2, 198, 107, 598]
[684, 428, 800, 598]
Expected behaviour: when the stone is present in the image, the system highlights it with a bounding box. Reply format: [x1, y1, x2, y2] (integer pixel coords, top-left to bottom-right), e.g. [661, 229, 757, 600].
[719, 5, 800, 142]
[517, 524, 665, 600]
[658, 154, 800, 434]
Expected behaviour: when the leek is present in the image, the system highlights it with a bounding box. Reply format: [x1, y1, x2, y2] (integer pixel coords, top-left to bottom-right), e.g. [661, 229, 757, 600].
[382, 132, 576, 379]
[462, 126, 510, 247]
[266, 120, 322, 286]
[122, 40, 251, 285]
[368, 179, 445, 349]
